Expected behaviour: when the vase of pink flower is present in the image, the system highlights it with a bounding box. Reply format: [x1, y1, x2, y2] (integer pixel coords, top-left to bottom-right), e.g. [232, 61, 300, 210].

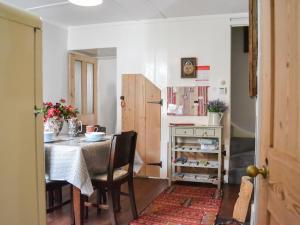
[42, 99, 79, 136]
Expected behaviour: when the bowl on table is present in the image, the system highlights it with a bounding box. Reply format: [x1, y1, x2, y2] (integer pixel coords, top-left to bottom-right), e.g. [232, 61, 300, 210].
[44, 131, 55, 143]
[85, 132, 106, 142]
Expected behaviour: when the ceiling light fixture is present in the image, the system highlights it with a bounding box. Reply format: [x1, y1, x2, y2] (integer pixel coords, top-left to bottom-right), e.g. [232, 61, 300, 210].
[68, 0, 103, 7]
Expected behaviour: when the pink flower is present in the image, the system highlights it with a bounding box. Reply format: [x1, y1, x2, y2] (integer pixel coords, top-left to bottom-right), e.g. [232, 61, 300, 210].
[47, 108, 55, 118]
[47, 108, 61, 118]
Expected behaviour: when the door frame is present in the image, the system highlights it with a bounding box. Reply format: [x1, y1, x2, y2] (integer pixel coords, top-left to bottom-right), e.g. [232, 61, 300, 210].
[228, 15, 250, 185]
[252, 1, 268, 224]
[230, 14, 261, 224]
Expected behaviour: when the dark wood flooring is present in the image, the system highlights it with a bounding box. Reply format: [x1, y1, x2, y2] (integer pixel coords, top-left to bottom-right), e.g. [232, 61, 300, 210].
[47, 178, 240, 225]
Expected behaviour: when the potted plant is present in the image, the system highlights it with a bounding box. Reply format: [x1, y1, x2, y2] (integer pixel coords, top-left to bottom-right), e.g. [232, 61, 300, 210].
[207, 99, 227, 126]
[42, 99, 79, 136]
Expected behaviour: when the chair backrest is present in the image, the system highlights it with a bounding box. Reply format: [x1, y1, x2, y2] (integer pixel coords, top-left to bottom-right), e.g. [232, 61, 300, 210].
[108, 131, 137, 179]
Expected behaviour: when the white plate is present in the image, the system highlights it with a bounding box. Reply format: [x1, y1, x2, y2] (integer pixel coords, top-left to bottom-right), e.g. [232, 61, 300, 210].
[44, 139, 56, 143]
[83, 137, 109, 142]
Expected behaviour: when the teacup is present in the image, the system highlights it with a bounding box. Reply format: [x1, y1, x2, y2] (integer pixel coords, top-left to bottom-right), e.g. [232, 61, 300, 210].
[44, 131, 54, 142]
[86, 125, 98, 133]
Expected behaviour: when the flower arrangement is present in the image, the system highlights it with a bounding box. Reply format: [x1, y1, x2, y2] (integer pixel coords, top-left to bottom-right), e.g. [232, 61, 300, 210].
[42, 99, 79, 122]
[42, 99, 79, 136]
[207, 99, 227, 113]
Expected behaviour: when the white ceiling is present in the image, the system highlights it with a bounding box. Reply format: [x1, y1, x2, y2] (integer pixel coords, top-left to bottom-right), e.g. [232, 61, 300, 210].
[2, 0, 248, 27]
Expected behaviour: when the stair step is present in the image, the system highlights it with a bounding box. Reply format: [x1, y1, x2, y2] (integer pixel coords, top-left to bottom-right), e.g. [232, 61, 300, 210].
[230, 137, 255, 155]
[230, 151, 255, 169]
[228, 168, 248, 184]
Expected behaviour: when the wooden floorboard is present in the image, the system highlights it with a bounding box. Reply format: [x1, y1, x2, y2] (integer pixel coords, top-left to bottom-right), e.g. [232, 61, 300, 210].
[46, 178, 240, 225]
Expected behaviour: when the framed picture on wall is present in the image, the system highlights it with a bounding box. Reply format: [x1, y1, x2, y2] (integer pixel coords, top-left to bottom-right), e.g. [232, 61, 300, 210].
[181, 57, 197, 78]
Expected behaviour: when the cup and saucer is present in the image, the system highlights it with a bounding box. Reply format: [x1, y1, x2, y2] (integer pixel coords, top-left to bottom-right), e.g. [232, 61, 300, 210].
[84, 132, 106, 142]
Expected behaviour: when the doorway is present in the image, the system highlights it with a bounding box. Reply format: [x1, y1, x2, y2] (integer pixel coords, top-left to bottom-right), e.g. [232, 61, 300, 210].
[69, 48, 117, 133]
[229, 26, 256, 185]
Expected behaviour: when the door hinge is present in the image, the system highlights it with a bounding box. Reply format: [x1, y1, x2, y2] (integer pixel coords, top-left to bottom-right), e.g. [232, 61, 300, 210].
[147, 99, 163, 106]
[147, 161, 162, 168]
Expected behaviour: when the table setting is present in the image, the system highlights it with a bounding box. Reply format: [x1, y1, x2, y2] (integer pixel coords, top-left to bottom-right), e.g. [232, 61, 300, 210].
[41, 99, 143, 224]
[39, 99, 114, 224]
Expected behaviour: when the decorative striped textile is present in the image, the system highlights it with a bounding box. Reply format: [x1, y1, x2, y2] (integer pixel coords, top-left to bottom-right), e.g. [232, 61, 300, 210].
[131, 185, 221, 225]
[198, 86, 209, 116]
[167, 86, 209, 116]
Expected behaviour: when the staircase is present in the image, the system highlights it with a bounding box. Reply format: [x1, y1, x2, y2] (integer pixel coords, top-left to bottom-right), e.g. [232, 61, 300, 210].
[229, 137, 255, 184]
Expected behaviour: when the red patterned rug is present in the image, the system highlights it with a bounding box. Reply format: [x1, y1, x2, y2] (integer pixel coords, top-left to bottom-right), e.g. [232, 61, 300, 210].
[131, 185, 222, 225]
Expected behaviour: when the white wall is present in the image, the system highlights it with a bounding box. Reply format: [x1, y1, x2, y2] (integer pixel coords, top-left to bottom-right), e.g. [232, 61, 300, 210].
[231, 27, 256, 136]
[42, 21, 68, 102]
[97, 57, 117, 133]
[68, 14, 248, 180]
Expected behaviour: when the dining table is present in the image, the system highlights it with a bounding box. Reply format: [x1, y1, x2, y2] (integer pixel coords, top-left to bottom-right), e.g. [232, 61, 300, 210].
[44, 135, 112, 225]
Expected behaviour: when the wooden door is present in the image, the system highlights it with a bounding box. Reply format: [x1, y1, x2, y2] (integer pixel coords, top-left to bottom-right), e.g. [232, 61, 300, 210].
[258, 1, 300, 224]
[122, 75, 137, 132]
[121, 74, 161, 177]
[134, 76, 147, 175]
[0, 3, 45, 225]
[145, 79, 161, 177]
[122, 75, 147, 176]
[69, 53, 98, 125]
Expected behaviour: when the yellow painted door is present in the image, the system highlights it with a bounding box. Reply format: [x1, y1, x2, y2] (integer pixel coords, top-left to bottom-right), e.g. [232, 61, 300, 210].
[0, 5, 45, 225]
[258, 0, 300, 224]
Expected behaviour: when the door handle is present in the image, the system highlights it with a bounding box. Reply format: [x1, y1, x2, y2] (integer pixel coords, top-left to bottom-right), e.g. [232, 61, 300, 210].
[246, 165, 268, 178]
[120, 96, 126, 108]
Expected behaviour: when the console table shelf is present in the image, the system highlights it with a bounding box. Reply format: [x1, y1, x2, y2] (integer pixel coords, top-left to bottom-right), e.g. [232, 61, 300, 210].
[168, 125, 223, 189]
[172, 172, 219, 184]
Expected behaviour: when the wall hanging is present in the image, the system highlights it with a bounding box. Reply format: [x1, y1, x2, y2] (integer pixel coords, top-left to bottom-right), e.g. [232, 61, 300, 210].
[181, 57, 197, 78]
[167, 86, 209, 116]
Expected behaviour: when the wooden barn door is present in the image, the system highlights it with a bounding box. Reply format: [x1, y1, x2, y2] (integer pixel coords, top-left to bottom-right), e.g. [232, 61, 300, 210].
[145, 79, 161, 177]
[122, 74, 161, 177]
[256, 1, 300, 224]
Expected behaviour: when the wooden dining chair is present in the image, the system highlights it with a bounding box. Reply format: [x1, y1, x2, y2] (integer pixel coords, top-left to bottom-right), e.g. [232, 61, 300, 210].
[46, 180, 71, 213]
[84, 131, 138, 225]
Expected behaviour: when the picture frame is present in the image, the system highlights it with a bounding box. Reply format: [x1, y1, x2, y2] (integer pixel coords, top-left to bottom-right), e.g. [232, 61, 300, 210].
[181, 57, 197, 78]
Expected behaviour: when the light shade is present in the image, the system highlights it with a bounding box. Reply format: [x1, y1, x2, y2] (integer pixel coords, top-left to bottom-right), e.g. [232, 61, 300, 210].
[69, 0, 103, 7]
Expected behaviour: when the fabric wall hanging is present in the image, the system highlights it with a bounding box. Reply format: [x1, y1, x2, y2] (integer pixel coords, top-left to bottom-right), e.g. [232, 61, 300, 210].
[167, 86, 209, 116]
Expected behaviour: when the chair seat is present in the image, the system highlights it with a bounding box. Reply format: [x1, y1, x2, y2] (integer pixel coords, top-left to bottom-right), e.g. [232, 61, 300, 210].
[92, 169, 128, 181]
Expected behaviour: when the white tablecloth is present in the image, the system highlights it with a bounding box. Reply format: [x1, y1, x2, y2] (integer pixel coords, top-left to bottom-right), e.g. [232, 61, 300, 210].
[45, 136, 111, 196]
